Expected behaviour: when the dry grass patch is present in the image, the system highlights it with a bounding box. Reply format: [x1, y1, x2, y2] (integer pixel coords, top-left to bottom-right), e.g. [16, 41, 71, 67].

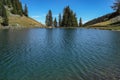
[9, 16, 44, 28]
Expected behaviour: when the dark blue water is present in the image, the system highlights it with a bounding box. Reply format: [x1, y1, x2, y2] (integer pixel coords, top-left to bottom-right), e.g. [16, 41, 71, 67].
[0, 28, 120, 80]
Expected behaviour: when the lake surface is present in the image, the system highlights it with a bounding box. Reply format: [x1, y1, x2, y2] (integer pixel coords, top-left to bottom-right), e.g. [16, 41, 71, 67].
[0, 28, 120, 80]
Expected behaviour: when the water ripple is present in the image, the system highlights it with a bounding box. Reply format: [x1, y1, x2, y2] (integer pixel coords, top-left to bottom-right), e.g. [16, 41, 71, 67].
[0, 28, 120, 80]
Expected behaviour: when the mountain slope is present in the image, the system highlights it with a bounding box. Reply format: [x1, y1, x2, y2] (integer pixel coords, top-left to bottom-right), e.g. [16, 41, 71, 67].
[91, 15, 120, 27]
[84, 12, 120, 27]
[0, 0, 45, 29]
[9, 15, 44, 28]
[0, 15, 45, 29]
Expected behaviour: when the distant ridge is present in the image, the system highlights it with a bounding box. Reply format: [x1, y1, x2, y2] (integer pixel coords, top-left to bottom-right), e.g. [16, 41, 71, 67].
[84, 12, 119, 26]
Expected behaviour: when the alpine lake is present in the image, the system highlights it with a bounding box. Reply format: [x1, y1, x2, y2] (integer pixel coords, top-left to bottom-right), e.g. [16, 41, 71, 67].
[0, 28, 120, 80]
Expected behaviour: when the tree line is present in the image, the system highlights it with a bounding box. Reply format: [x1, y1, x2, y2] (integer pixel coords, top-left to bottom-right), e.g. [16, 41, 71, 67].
[45, 6, 83, 27]
[0, 0, 28, 26]
[46, 0, 120, 27]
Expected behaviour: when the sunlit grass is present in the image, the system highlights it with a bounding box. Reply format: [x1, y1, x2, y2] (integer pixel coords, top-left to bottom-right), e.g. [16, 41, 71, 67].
[9, 16, 44, 28]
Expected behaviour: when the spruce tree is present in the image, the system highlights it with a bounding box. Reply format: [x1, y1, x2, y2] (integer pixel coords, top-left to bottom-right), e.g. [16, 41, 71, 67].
[79, 18, 82, 27]
[48, 10, 53, 26]
[24, 4, 28, 17]
[61, 6, 78, 27]
[45, 10, 53, 26]
[0, 2, 2, 16]
[17, 1, 23, 16]
[71, 13, 78, 27]
[45, 14, 49, 26]
[3, 0, 7, 5]
[112, 0, 120, 14]
[54, 18, 57, 27]
[59, 13, 62, 27]
[62, 6, 70, 27]
[2, 5, 9, 26]
[7, 0, 12, 8]
[11, 0, 17, 14]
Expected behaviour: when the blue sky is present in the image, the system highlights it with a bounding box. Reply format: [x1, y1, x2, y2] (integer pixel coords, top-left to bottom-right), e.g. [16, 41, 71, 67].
[21, 0, 115, 24]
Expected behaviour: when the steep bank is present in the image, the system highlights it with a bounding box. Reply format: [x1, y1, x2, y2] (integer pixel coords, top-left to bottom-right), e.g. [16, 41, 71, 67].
[0, 16, 45, 29]
[9, 15, 45, 28]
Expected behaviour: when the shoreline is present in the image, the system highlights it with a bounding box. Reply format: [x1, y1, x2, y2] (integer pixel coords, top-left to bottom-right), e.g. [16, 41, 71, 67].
[0, 26, 120, 31]
[86, 26, 120, 31]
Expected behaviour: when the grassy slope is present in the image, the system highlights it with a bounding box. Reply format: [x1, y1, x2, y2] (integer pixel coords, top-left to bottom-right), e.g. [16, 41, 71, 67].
[9, 15, 45, 28]
[91, 16, 120, 26]
[0, 6, 45, 29]
[87, 16, 120, 30]
[0, 15, 45, 29]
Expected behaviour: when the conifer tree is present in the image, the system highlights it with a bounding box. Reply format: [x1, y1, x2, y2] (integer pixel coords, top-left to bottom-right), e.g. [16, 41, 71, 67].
[7, 0, 12, 8]
[79, 18, 82, 27]
[112, 0, 120, 14]
[3, 0, 7, 5]
[24, 4, 28, 17]
[71, 13, 78, 27]
[11, 0, 17, 14]
[2, 5, 9, 26]
[48, 10, 53, 26]
[0, 2, 2, 16]
[59, 13, 62, 27]
[62, 6, 70, 27]
[54, 18, 57, 27]
[45, 14, 49, 26]
[61, 6, 78, 27]
[17, 1, 23, 16]
[45, 10, 53, 26]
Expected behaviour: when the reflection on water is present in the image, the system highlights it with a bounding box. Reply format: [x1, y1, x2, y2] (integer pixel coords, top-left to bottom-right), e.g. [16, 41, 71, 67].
[0, 28, 120, 80]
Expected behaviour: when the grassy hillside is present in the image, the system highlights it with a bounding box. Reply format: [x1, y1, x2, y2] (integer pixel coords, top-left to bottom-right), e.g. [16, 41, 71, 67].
[84, 11, 120, 30]
[84, 12, 120, 26]
[85, 15, 120, 30]
[0, 1, 45, 29]
[89, 15, 120, 27]
[9, 15, 45, 28]
[0, 15, 45, 29]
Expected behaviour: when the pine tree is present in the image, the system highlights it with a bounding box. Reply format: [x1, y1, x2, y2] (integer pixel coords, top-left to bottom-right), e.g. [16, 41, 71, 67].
[48, 10, 53, 26]
[11, 0, 17, 14]
[7, 0, 12, 8]
[54, 18, 57, 27]
[45, 14, 49, 26]
[59, 13, 62, 27]
[79, 18, 82, 27]
[112, 0, 120, 14]
[45, 10, 53, 26]
[61, 6, 78, 27]
[3, 0, 7, 5]
[71, 13, 78, 27]
[10, 0, 25, 16]
[24, 4, 28, 17]
[0, 2, 2, 16]
[62, 6, 70, 27]
[2, 5, 9, 26]
[17, 1, 23, 16]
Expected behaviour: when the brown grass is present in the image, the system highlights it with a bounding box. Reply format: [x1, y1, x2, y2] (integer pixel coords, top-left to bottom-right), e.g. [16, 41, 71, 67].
[9, 16, 45, 28]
